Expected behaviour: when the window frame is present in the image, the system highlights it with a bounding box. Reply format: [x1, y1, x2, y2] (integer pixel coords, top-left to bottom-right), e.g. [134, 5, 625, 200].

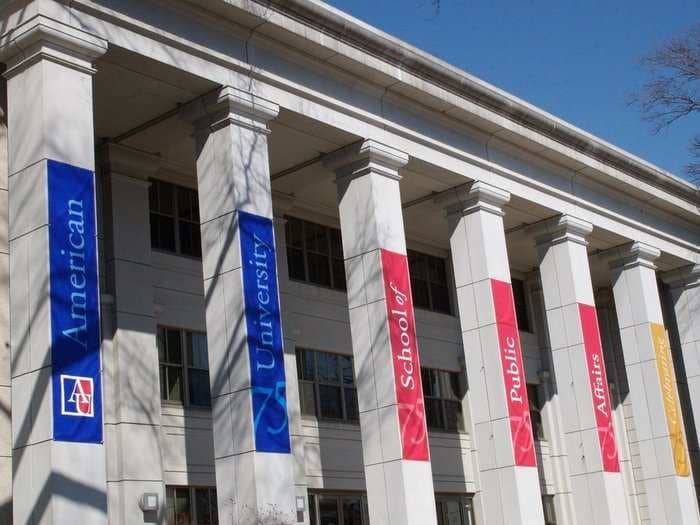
[158, 326, 211, 408]
[422, 367, 465, 433]
[308, 491, 370, 525]
[285, 216, 346, 292]
[407, 250, 453, 315]
[149, 178, 202, 259]
[297, 348, 359, 424]
[166, 485, 218, 525]
[527, 383, 546, 441]
[435, 493, 476, 525]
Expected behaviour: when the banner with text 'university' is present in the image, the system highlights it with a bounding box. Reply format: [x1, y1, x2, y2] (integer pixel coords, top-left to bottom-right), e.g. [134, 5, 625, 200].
[48, 160, 103, 443]
[240, 210, 291, 453]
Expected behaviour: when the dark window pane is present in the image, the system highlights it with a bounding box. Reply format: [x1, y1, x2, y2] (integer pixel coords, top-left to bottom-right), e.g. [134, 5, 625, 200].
[287, 247, 306, 281]
[149, 180, 158, 212]
[319, 385, 343, 419]
[411, 279, 430, 310]
[319, 496, 339, 525]
[309, 494, 317, 525]
[157, 327, 166, 362]
[528, 384, 544, 440]
[339, 355, 354, 385]
[428, 256, 447, 285]
[211, 490, 218, 524]
[512, 279, 531, 332]
[543, 495, 557, 525]
[329, 228, 343, 258]
[159, 365, 167, 400]
[151, 213, 176, 252]
[425, 398, 444, 429]
[408, 251, 427, 280]
[177, 187, 199, 222]
[307, 253, 331, 287]
[430, 283, 451, 314]
[170, 487, 191, 525]
[195, 488, 213, 524]
[332, 258, 346, 291]
[422, 368, 440, 397]
[342, 497, 363, 525]
[449, 372, 463, 399]
[179, 221, 201, 258]
[297, 349, 315, 381]
[189, 369, 211, 406]
[166, 330, 182, 364]
[286, 217, 304, 248]
[300, 382, 317, 417]
[316, 352, 339, 383]
[188, 333, 209, 370]
[344, 388, 359, 421]
[166, 366, 183, 402]
[444, 400, 463, 431]
[305, 222, 329, 254]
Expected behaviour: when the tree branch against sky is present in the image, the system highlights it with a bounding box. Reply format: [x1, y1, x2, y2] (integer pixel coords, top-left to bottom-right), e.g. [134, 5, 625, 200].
[633, 23, 700, 183]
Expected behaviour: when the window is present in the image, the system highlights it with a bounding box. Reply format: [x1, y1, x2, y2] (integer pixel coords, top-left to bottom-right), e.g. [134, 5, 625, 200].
[528, 384, 545, 440]
[435, 494, 475, 525]
[542, 495, 558, 525]
[166, 486, 218, 525]
[408, 250, 451, 314]
[285, 216, 346, 291]
[308, 492, 370, 525]
[422, 368, 465, 432]
[158, 327, 211, 407]
[149, 179, 201, 257]
[297, 348, 359, 422]
[511, 278, 531, 332]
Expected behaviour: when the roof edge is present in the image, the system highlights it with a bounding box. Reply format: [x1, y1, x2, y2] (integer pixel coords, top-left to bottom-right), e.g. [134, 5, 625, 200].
[266, 0, 699, 204]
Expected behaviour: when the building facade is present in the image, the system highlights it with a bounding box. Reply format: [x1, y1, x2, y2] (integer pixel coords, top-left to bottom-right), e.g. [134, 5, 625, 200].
[0, 1, 698, 524]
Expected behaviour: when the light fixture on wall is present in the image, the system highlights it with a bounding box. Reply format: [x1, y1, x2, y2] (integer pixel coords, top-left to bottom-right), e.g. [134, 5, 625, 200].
[138, 493, 159, 512]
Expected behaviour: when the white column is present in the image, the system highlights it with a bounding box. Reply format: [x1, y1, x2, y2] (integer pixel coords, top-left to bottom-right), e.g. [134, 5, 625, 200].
[324, 140, 438, 525]
[532, 215, 630, 525]
[100, 144, 166, 523]
[609, 243, 700, 525]
[0, 16, 109, 524]
[0, 77, 10, 524]
[187, 86, 296, 525]
[529, 277, 579, 525]
[436, 183, 545, 525]
[661, 264, 700, 456]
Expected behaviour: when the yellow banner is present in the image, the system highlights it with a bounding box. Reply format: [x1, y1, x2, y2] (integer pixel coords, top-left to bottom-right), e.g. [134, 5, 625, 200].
[651, 323, 690, 477]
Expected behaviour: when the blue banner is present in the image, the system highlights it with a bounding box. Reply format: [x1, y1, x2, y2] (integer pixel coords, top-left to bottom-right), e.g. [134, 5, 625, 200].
[239, 210, 290, 453]
[48, 160, 103, 443]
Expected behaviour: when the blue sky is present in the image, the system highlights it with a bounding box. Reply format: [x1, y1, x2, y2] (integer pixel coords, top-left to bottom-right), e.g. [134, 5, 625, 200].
[325, 0, 700, 183]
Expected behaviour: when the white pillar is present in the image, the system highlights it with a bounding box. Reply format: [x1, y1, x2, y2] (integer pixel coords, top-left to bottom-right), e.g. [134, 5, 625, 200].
[529, 277, 579, 525]
[0, 16, 109, 524]
[532, 215, 630, 525]
[324, 140, 438, 525]
[661, 264, 700, 458]
[0, 77, 10, 524]
[187, 86, 296, 525]
[436, 182, 545, 525]
[609, 243, 700, 525]
[100, 144, 166, 523]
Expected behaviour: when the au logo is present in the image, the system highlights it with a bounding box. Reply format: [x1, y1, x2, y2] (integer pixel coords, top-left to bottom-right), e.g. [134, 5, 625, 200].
[60, 375, 94, 417]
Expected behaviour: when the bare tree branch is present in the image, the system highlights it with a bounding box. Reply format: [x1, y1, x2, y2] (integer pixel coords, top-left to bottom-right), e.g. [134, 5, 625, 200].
[632, 23, 700, 182]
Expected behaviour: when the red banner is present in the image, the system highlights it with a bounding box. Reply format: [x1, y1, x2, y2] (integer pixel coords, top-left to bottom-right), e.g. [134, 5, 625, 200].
[579, 303, 620, 473]
[381, 249, 430, 461]
[491, 279, 537, 467]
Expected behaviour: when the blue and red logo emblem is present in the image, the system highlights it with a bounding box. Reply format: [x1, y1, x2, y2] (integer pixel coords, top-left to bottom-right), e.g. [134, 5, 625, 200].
[60, 375, 94, 417]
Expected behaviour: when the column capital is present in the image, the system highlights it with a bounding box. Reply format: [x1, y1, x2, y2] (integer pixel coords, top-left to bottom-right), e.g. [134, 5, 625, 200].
[434, 180, 510, 217]
[606, 241, 661, 271]
[183, 85, 279, 134]
[0, 15, 107, 78]
[100, 143, 160, 182]
[530, 214, 593, 248]
[323, 139, 408, 182]
[660, 263, 700, 289]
